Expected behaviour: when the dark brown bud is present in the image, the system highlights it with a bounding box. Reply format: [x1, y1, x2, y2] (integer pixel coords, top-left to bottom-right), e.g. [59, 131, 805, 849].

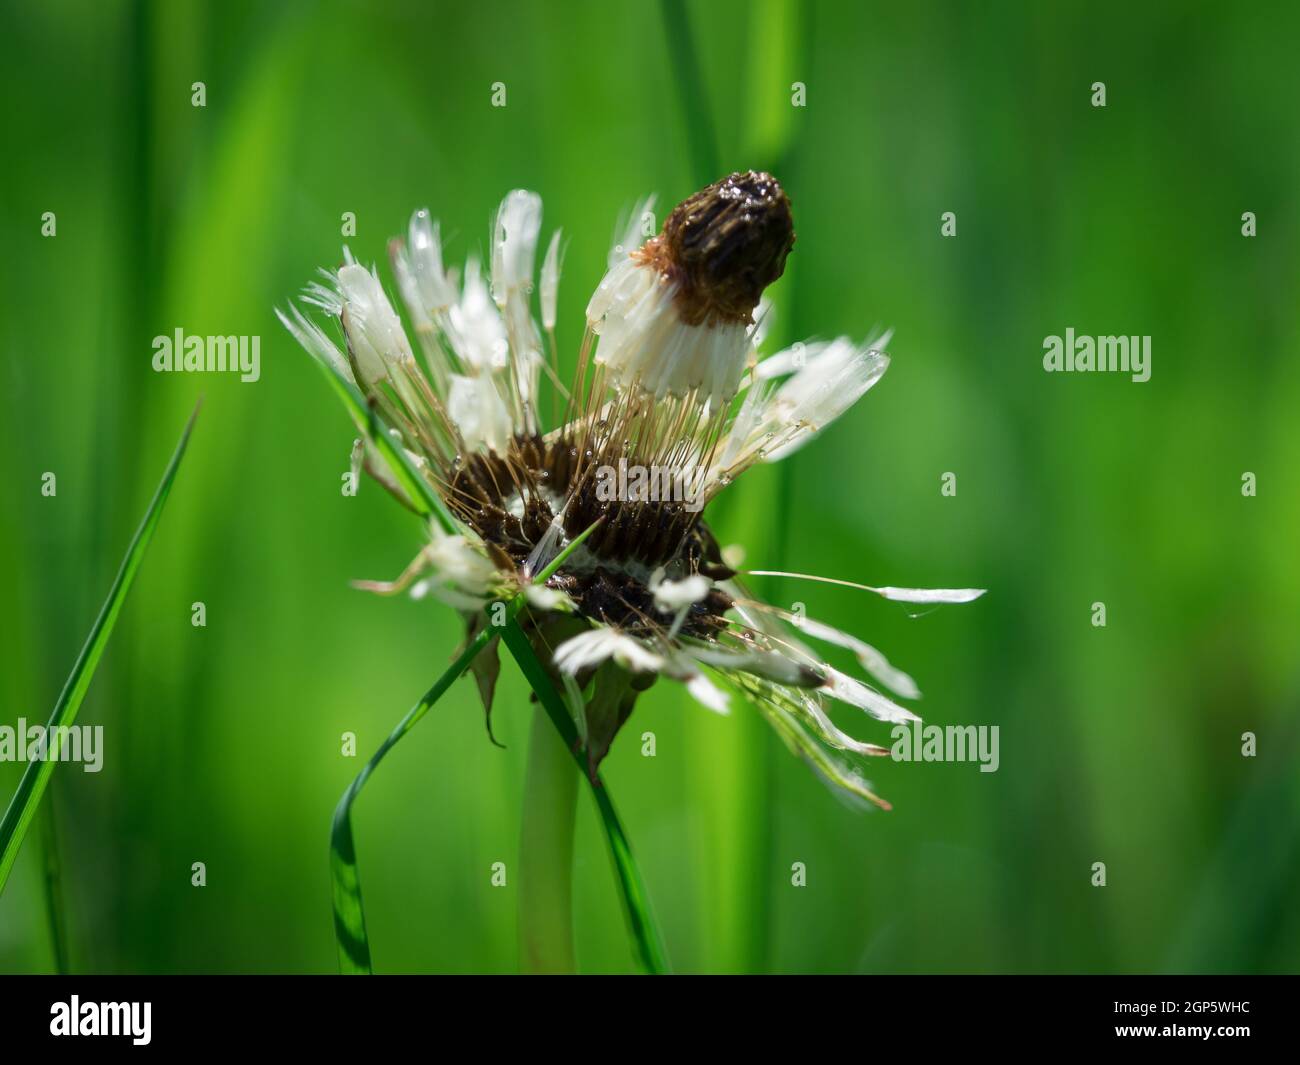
[635, 170, 795, 326]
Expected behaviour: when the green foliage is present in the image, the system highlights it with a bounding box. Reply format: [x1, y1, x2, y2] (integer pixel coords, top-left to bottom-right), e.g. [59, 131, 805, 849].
[2, 0, 1297, 975]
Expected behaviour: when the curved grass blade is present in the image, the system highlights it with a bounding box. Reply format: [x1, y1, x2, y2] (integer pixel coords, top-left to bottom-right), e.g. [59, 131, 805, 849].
[0, 402, 200, 894]
[330, 525, 600, 973]
[330, 625, 494, 973]
[499, 621, 671, 974]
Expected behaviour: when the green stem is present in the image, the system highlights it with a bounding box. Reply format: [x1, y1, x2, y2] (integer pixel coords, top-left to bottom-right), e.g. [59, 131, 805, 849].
[500, 621, 671, 973]
[518, 705, 578, 973]
[39, 800, 69, 974]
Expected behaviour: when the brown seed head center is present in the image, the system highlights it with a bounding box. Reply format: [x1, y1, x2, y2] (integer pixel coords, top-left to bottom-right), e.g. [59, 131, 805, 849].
[632, 170, 795, 327]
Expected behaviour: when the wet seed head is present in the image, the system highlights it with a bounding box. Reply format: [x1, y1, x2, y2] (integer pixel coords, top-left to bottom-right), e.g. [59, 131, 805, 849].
[637, 170, 796, 326]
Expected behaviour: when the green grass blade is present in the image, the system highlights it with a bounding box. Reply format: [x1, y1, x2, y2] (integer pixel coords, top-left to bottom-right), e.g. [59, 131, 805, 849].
[499, 620, 671, 974]
[39, 801, 70, 973]
[330, 626, 493, 973]
[0, 403, 200, 894]
[740, 0, 801, 170]
[532, 517, 602, 584]
[327, 523, 603, 974]
[661, 0, 719, 186]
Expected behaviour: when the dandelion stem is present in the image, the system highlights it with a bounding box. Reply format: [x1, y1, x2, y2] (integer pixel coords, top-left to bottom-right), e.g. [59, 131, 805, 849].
[518, 705, 578, 973]
[500, 622, 671, 974]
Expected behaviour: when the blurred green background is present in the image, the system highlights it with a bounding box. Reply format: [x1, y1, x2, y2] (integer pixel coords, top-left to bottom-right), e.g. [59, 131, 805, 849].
[2, 0, 1298, 974]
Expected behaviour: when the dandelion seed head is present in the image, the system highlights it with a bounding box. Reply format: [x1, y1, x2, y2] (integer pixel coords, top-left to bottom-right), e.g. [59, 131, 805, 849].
[281, 172, 984, 798]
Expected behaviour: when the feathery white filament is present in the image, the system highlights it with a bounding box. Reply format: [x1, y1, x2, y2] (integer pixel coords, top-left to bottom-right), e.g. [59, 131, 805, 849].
[336, 263, 413, 387]
[688, 645, 812, 686]
[275, 304, 353, 383]
[744, 571, 987, 604]
[677, 668, 730, 714]
[586, 256, 750, 406]
[393, 208, 458, 326]
[523, 517, 566, 580]
[609, 195, 656, 268]
[873, 587, 988, 603]
[554, 629, 664, 675]
[426, 532, 499, 597]
[492, 189, 542, 303]
[652, 573, 711, 613]
[789, 614, 921, 700]
[523, 584, 574, 612]
[763, 341, 890, 461]
[540, 230, 563, 332]
[823, 668, 919, 725]
[448, 374, 512, 454]
[447, 258, 509, 371]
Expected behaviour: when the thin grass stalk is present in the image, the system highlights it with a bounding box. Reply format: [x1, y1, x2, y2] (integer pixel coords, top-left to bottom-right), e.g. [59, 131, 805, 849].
[330, 626, 494, 973]
[329, 522, 605, 972]
[39, 800, 70, 973]
[660, 0, 720, 186]
[749, 0, 812, 969]
[660, 0, 777, 973]
[0, 403, 200, 894]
